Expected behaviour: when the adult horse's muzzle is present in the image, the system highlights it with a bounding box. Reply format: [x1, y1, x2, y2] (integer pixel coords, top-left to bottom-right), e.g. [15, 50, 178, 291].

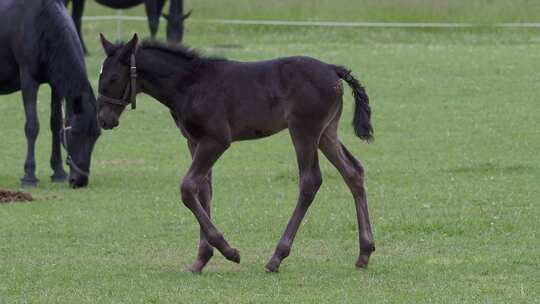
[67, 154, 90, 188]
[61, 126, 92, 188]
[69, 171, 88, 188]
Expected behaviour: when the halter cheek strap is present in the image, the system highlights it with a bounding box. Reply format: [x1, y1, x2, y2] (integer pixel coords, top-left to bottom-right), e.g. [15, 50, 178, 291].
[98, 53, 138, 110]
[62, 125, 90, 178]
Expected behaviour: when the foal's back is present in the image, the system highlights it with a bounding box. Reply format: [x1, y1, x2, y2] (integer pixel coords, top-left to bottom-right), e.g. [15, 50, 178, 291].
[199, 56, 344, 141]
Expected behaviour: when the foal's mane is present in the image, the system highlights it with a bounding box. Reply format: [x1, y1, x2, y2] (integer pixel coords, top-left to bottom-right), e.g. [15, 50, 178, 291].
[111, 39, 222, 64]
[140, 40, 205, 62]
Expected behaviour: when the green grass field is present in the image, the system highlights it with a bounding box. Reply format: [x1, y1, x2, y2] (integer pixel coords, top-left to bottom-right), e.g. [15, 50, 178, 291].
[1, 1, 539, 303]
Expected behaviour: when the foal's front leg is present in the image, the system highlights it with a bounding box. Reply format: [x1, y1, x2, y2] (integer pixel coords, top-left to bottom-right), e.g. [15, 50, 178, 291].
[180, 138, 240, 267]
[186, 141, 214, 273]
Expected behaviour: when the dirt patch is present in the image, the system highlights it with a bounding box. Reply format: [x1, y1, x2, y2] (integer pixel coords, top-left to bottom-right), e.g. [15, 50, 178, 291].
[0, 189, 33, 204]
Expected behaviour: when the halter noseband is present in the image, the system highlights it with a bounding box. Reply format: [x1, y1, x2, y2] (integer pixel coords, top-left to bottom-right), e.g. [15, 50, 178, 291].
[98, 53, 138, 110]
[62, 125, 89, 178]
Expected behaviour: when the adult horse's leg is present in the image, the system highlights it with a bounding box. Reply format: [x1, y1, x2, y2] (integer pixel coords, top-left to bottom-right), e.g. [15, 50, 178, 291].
[265, 126, 323, 272]
[180, 138, 240, 264]
[165, 0, 188, 43]
[144, 0, 160, 39]
[71, 0, 87, 54]
[20, 71, 40, 187]
[186, 140, 215, 273]
[50, 88, 67, 182]
[319, 119, 375, 268]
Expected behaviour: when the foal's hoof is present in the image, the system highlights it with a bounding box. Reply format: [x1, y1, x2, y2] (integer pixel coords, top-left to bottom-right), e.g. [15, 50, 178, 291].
[355, 255, 370, 269]
[50, 172, 68, 183]
[188, 264, 204, 274]
[264, 260, 280, 273]
[188, 259, 210, 273]
[20, 178, 39, 188]
[224, 248, 241, 264]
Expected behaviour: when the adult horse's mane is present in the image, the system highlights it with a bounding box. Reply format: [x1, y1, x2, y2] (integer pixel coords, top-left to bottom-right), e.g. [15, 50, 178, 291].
[37, 0, 94, 103]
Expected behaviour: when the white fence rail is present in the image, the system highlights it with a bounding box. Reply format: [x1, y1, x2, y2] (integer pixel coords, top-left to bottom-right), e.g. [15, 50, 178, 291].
[82, 16, 540, 28]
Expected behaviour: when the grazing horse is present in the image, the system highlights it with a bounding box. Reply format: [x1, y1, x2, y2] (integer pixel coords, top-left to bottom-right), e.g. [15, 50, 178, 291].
[0, 0, 100, 188]
[97, 34, 375, 272]
[64, 0, 190, 53]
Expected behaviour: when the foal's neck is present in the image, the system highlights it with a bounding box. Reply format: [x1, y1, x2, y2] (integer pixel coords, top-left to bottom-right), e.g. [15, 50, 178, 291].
[136, 47, 201, 110]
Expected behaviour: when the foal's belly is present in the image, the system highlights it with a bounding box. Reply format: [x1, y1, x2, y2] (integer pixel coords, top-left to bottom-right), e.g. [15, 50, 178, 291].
[233, 125, 287, 141]
[231, 103, 288, 141]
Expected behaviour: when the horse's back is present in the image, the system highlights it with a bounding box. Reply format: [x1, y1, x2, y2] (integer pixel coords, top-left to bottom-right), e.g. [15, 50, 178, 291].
[201, 56, 342, 140]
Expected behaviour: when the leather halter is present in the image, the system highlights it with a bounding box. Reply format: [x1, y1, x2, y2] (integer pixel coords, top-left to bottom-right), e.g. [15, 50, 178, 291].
[98, 54, 138, 110]
[62, 125, 89, 178]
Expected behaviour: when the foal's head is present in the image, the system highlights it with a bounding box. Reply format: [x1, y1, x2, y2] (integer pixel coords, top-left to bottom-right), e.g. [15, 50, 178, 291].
[97, 33, 139, 130]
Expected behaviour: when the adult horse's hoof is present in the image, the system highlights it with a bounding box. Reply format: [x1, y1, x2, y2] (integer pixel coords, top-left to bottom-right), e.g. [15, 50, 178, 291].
[50, 172, 68, 183]
[20, 177, 39, 188]
[224, 247, 241, 264]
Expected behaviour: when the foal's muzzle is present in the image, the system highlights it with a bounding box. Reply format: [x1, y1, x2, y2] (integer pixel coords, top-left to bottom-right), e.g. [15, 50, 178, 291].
[98, 115, 119, 130]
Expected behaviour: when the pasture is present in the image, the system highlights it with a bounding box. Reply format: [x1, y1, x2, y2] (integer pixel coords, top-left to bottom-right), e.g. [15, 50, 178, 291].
[1, 1, 539, 303]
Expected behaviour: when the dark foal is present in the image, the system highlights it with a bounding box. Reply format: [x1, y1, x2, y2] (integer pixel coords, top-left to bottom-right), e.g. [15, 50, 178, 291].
[97, 34, 375, 272]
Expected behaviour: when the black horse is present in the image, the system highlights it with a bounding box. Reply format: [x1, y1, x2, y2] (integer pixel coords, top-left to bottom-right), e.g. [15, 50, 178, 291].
[64, 0, 190, 53]
[0, 0, 100, 188]
[97, 34, 375, 273]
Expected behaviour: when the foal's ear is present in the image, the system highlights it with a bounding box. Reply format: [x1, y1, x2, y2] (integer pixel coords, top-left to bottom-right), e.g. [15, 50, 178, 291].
[100, 33, 115, 56]
[119, 33, 139, 63]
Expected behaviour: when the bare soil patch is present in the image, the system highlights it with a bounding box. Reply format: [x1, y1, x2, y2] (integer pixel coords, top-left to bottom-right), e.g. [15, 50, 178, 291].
[0, 189, 33, 204]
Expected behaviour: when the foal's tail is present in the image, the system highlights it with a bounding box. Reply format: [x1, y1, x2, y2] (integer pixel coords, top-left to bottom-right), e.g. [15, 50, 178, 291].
[334, 66, 373, 142]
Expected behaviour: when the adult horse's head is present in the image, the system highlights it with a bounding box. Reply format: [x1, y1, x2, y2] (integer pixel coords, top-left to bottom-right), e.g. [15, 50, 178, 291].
[97, 33, 139, 130]
[61, 90, 101, 188]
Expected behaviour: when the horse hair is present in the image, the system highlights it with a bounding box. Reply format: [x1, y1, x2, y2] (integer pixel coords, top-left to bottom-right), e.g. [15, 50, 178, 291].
[37, 0, 93, 102]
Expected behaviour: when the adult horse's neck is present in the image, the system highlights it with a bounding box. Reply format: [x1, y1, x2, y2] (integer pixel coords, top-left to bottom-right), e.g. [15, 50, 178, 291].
[39, 0, 97, 121]
[39, 0, 91, 99]
[135, 45, 205, 110]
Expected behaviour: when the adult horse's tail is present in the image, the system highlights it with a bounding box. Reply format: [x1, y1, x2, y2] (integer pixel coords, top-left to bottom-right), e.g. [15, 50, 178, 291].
[334, 66, 373, 142]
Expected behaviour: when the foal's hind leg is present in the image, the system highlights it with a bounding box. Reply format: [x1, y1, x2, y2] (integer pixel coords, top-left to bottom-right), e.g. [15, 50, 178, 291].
[180, 138, 240, 265]
[319, 129, 375, 268]
[265, 126, 323, 272]
[186, 141, 214, 273]
[20, 72, 40, 187]
[50, 89, 67, 182]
